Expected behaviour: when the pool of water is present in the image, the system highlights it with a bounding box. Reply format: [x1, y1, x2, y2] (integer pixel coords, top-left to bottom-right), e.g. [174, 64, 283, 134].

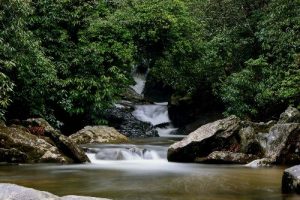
[0, 138, 298, 200]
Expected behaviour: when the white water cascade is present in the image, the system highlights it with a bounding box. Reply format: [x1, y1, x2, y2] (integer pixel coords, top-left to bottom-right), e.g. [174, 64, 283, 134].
[130, 73, 147, 95]
[129, 69, 182, 137]
[85, 144, 166, 164]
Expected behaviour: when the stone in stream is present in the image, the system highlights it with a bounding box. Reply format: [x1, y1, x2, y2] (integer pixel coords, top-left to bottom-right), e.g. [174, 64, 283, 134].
[196, 151, 258, 164]
[69, 126, 128, 144]
[0, 183, 111, 200]
[282, 165, 300, 194]
[167, 106, 300, 165]
[0, 119, 89, 164]
[168, 115, 242, 162]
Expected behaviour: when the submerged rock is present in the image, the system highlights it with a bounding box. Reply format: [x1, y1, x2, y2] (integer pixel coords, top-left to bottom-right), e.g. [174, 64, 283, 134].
[282, 165, 300, 194]
[245, 158, 273, 167]
[196, 151, 258, 164]
[0, 183, 110, 200]
[70, 126, 129, 144]
[167, 115, 241, 162]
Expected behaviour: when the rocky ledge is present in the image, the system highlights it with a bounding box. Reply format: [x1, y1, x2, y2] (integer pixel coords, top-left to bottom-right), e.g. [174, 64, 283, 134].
[0, 183, 110, 200]
[168, 106, 300, 166]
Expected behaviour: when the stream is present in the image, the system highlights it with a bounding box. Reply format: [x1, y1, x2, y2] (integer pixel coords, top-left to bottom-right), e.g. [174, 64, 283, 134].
[0, 137, 296, 200]
[0, 73, 298, 200]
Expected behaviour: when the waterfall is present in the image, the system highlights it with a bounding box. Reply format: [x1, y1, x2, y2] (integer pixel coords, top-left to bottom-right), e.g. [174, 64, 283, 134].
[132, 104, 171, 126]
[130, 73, 147, 95]
[129, 67, 181, 137]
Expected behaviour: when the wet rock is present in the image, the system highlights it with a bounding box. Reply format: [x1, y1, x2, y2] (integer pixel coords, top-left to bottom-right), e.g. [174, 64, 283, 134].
[167, 116, 241, 162]
[0, 148, 27, 163]
[70, 126, 128, 144]
[0, 118, 89, 164]
[104, 107, 158, 138]
[282, 165, 300, 194]
[0, 183, 111, 200]
[278, 106, 300, 123]
[0, 125, 69, 163]
[45, 130, 90, 163]
[246, 158, 273, 167]
[196, 151, 258, 164]
[238, 122, 269, 157]
[263, 123, 300, 164]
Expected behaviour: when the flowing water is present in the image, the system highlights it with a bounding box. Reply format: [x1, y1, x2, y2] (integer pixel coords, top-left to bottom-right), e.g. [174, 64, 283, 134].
[0, 137, 297, 200]
[1, 73, 298, 200]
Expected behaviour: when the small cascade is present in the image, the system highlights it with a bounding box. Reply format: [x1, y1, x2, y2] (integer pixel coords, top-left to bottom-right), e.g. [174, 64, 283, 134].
[130, 73, 147, 95]
[86, 145, 166, 163]
[128, 66, 182, 137]
[132, 102, 182, 137]
[132, 103, 171, 126]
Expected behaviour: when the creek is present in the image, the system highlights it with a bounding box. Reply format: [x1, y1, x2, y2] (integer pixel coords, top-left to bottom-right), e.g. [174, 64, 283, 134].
[0, 72, 298, 200]
[0, 137, 296, 200]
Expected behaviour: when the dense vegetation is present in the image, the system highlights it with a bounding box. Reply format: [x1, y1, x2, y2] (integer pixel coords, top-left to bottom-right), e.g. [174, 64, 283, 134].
[0, 0, 299, 130]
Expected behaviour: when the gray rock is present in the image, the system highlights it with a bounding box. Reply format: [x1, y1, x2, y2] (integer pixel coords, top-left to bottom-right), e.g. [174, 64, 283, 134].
[196, 151, 258, 164]
[282, 165, 300, 194]
[167, 115, 241, 162]
[70, 126, 128, 144]
[245, 158, 273, 167]
[263, 123, 300, 164]
[45, 130, 90, 163]
[0, 148, 28, 163]
[0, 183, 110, 200]
[0, 125, 69, 163]
[278, 106, 300, 123]
[0, 119, 89, 164]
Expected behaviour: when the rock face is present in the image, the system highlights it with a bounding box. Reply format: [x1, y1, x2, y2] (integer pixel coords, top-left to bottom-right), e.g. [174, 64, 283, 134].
[282, 165, 300, 194]
[168, 116, 241, 162]
[278, 106, 300, 123]
[70, 126, 129, 144]
[0, 119, 89, 164]
[168, 106, 300, 165]
[104, 107, 158, 138]
[0, 183, 110, 200]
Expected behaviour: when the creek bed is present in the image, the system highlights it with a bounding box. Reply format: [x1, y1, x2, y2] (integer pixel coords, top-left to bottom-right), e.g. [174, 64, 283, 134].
[0, 137, 298, 200]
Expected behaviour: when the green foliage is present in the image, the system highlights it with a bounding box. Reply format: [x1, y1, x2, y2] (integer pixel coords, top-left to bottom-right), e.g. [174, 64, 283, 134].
[0, 0, 57, 119]
[0, 73, 14, 120]
[1, 0, 299, 126]
[28, 0, 135, 124]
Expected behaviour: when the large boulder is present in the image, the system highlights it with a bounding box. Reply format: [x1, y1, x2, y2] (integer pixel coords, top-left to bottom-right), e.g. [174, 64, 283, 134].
[0, 183, 110, 200]
[278, 106, 300, 123]
[0, 125, 70, 163]
[282, 165, 300, 194]
[263, 123, 300, 165]
[168, 115, 241, 162]
[168, 106, 300, 165]
[0, 119, 90, 164]
[70, 126, 129, 144]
